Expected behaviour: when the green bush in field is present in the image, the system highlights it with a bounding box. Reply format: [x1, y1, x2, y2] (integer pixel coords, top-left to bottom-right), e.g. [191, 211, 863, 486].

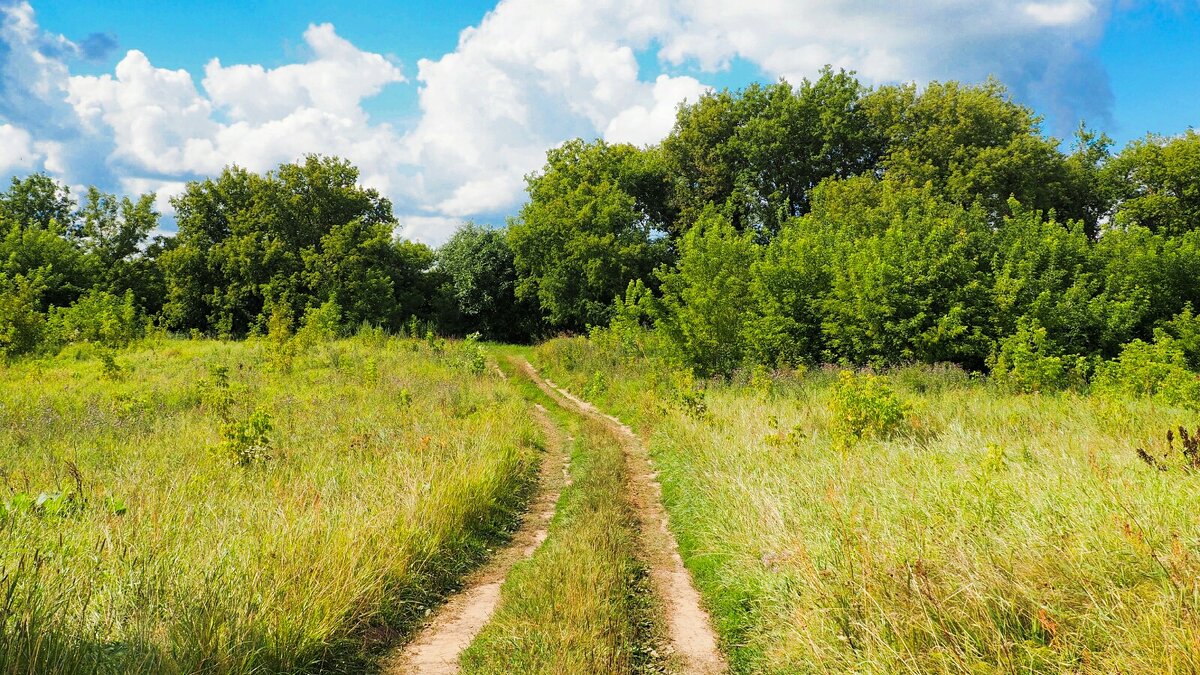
[459, 332, 486, 375]
[296, 297, 342, 346]
[1093, 333, 1200, 409]
[0, 272, 46, 358]
[989, 318, 1067, 393]
[829, 370, 911, 448]
[218, 408, 274, 467]
[46, 289, 143, 349]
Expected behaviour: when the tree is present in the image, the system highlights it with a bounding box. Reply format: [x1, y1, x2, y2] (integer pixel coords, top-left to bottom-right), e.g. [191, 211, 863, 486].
[654, 208, 759, 376]
[161, 155, 429, 336]
[866, 79, 1083, 225]
[1105, 130, 1200, 236]
[0, 221, 95, 310]
[662, 68, 883, 237]
[436, 223, 540, 341]
[0, 174, 76, 234]
[509, 139, 671, 331]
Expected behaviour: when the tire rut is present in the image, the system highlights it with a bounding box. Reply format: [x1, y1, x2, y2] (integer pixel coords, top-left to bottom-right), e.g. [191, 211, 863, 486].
[382, 403, 568, 674]
[514, 359, 728, 675]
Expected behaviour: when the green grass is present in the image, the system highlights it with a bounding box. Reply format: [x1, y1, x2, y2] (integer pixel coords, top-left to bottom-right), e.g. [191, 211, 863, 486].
[458, 355, 665, 674]
[0, 335, 539, 674]
[533, 337, 1200, 674]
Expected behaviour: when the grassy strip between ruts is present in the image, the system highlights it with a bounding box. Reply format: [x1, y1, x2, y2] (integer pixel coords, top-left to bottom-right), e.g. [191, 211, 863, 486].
[0, 336, 539, 674]
[458, 353, 668, 674]
[532, 336, 1200, 674]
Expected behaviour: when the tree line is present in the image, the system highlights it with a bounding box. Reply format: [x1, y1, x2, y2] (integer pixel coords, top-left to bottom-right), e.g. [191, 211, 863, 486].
[2, 69, 1199, 394]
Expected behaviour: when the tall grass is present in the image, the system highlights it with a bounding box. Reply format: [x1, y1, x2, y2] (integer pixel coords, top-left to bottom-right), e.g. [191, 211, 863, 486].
[534, 337, 1200, 674]
[0, 336, 538, 674]
[459, 356, 665, 674]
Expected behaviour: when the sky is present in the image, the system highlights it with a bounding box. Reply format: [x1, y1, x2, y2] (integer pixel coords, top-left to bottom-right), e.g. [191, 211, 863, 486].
[1, 0, 1197, 244]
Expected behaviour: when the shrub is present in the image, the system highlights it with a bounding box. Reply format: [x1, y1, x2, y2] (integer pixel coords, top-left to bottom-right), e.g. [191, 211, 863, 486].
[0, 272, 46, 358]
[219, 408, 274, 466]
[46, 289, 142, 349]
[989, 318, 1066, 393]
[296, 297, 342, 346]
[459, 332, 486, 375]
[1093, 334, 1200, 410]
[829, 370, 911, 448]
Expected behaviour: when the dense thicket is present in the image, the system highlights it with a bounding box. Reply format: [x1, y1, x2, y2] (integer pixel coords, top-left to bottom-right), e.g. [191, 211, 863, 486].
[3, 69, 1199, 392]
[511, 70, 1200, 390]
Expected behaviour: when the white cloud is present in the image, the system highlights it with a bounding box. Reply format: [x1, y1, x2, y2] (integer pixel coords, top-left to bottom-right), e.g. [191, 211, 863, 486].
[395, 214, 465, 247]
[1023, 1, 1098, 26]
[0, 0, 1129, 245]
[605, 74, 708, 146]
[203, 23, 404, 125]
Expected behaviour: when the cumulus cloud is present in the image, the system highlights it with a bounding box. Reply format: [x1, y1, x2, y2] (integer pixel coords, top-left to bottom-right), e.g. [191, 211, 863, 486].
[0, 123, 37, 175]
[655, 0, 1113, 129]
[0, 0, 1137, 243]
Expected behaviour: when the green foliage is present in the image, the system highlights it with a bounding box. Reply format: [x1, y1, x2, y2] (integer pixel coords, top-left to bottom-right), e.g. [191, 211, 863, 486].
[96, 348, 125, 381]
[0, 272, 46, 358]
[663, 68, 883, 236]
[45, 289, 143, 349]
[1093, 333, 1200, 410]
[868, 78, 1091, 226]
[296, 297, 342, 346]
[0, 173, 76, 234]
[1106, 130, 1200, 236]
[509, 138, 671, 331]
[199, 363, 236, 421]
[1160, 304, 1200, 370]
[161, 155, 436, 337]
[0, 221, 95, 311]
[989, 318, 1067, 394]
[829, 370, 911, 448]
[218, 408, 274, 466]
[654, 208, 759, 376]
[458, 332, 487, 375]
[437, 222, 540, 341]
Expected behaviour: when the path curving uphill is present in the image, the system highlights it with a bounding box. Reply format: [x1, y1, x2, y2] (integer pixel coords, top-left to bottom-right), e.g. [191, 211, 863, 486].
[515, 359, 728, 675]
[383, 403, 568, 675]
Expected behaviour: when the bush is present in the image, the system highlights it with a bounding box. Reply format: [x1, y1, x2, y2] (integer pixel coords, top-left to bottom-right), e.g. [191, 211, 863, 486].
[989, 318, 1067, 393]
[296, 297, 342, 346]
[1093, 333, 1200, 410]
[829, 370, 911, 448]
[219, 408, 274, 466]
[0, 272, 46, 358]
[46, 289, 142, 349]
[458, 332, 486, 375]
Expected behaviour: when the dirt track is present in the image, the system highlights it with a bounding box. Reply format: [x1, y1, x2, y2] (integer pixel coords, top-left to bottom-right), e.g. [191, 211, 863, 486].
[382, 403, 567, 674]
[515, 359, 728, 675]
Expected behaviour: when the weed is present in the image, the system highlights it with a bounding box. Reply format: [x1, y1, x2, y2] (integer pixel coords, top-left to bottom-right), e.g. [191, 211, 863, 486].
[200, 363, 236, 421]
[460, 332, 486, 375]
[97, 348, 124, 380]
[829, 370, 911, 448]
[1136, 426, 1200, 472]
[218, 408, 274, 467]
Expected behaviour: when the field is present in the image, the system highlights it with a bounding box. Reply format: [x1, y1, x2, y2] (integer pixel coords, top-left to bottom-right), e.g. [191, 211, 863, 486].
[0, 335, 539, 673]
[4, 333, 1200, 674]
[532, 337, 1200, 674]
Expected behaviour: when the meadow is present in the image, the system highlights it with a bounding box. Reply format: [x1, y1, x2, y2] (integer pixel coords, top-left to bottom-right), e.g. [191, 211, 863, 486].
[531, 336, 1200, 674]
[0, 334, 540, 674]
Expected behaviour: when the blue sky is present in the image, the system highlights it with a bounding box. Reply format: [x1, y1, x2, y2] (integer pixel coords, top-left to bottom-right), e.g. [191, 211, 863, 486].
[2, 0, 1198, 243]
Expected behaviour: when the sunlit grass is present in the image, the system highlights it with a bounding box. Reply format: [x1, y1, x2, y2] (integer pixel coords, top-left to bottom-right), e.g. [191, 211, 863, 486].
[534, 337, 1200, 674]
[459, 356, 665, 674]
[0, 336, 538, 674]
